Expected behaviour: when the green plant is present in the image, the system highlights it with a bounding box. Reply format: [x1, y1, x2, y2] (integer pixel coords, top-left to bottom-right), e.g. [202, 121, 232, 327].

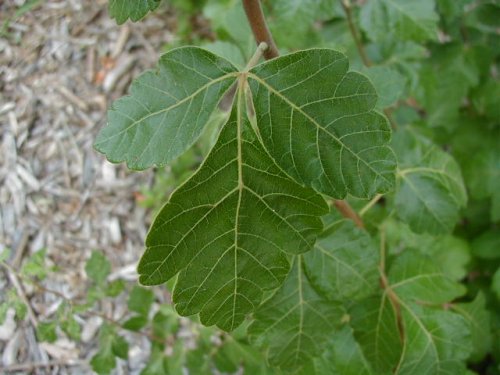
[2, 0, 498, 374]
[93, 0, 500, 373]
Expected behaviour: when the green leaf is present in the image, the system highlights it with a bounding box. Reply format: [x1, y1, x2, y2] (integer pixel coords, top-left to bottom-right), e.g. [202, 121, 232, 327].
[249, 49, 396, 198]
[360, 0, 439, 43]
[493, 267, 500, 300]
[95, 47, 238, 170]
[309, 326, 375, 375]
[472, 229, 500, 259]
[451, 293, 492, 362]
[122, 315, 148, 331]
[141, 344, 168, 375]
[21, 249, 47, 279]
[390, 251, 469, 374]
[106, 279, 126, 297]
[128, 286, 155, 316]
[108, 0, 161, 25]
[303, 219, 379, 302]
[139, 104, 328, 331]
[248, 256, 344, 370]
[91, 323, 126, 374]
[351, 250, 469, 374]
[415, 44, 479, 130]
[112, 334, 129, 359]
[349, 295, 402, 374]
[61, 315, 81, 341]
[396, 306, 471, 375]
[152, 306, 179, 339]
[36, 321, 58, 343]
[393, 128, 467, 234]
[85, 251, 111, 285]
[8, 289, 27, 321]
[363, 65, 407, 109]
[91, 352, 116, 375]
[388, 250, 466, 303]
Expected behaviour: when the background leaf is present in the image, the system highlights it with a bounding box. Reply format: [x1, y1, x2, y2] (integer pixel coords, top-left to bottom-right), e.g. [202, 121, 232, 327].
[249, 256, 344, 371]
[393, 128, 467, 234]
[360, 0, 439, 43]
[108, 0, 161, 24]
[304, 219, 379, 301]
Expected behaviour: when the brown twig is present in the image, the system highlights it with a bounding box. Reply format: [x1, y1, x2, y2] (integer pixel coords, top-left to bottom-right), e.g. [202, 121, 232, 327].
[242, 0, 279, 59]
[340, 0, 371, 67]
[333, 200, 364, 228]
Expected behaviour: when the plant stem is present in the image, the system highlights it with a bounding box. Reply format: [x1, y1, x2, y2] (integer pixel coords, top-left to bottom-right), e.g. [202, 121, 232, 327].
[242, 0, 279, 59]
[242, 0, 365, 228]
[340, 0, 371, 67]
[333, 200, 364, 228]
[245, 42, 268, 71]
[359, 194, 383, 217]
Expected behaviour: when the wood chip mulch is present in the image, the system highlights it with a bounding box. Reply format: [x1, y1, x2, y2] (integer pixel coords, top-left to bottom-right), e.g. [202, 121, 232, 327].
[0, 1, 184, 373]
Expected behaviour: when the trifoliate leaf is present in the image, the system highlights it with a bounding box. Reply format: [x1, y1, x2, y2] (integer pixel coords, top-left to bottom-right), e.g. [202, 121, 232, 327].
[393, 128, 467, 234]
[95, 47, 238, 170]
[139, 104, 328, 331]
[108, 0, 161, 24]
[248, 256, 344, 371]
[360, 0, 439, 43]
[249, 49, 396, 198]
[102, 46, 396, 331]
[451, 293, 492, 362]
[303, 220, 379, 302]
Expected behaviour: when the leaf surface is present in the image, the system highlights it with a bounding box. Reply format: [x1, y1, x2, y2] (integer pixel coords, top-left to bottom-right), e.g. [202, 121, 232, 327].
[451, 293, 492, 362]
[138, 98, 328, 331]
[360, 0, 439, 43]
[248, 256, 344, 370]
[95, 47, 238, 170]
[351, 250, 469, 374]
[304, 220, 379, 301]
[393, 128, 467, 234]
[108, 0, 161, 24]
[249, 49, 396, 198]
